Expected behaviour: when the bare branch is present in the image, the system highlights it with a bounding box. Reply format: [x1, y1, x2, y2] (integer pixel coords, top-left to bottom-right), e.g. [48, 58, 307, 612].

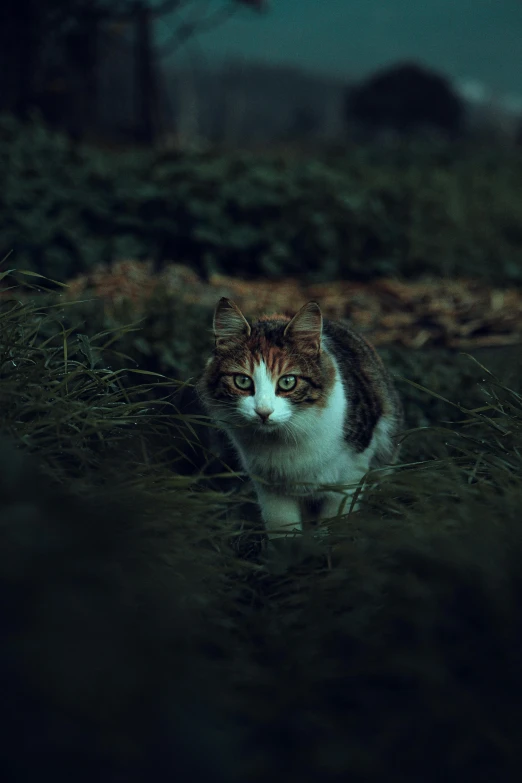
[149, 0, 187, 19]
[156, 3, 239, 58]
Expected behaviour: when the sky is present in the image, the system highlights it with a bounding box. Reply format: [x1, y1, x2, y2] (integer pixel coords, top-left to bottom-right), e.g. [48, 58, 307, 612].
[156, 0, 522, 97]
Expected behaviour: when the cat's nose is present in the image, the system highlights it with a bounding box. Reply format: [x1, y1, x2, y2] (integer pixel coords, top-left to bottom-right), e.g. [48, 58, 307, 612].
[255, 406, 273, 423]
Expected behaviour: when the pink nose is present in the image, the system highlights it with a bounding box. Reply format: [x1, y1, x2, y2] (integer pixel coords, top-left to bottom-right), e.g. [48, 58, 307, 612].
[255, 407, 273, 423]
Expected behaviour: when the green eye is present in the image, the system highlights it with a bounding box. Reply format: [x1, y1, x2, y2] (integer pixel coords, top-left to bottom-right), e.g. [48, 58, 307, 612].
[278, 375, 297, 391]
[234, 374, 253, 390]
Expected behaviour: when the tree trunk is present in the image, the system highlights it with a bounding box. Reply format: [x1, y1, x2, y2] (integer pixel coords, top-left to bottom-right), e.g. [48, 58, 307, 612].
[0, 0, 41, 117]
[134, 1, 158, 145]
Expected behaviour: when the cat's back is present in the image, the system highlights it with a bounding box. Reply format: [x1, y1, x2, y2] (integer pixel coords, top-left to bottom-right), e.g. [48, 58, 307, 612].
[322, 316, 403, 463]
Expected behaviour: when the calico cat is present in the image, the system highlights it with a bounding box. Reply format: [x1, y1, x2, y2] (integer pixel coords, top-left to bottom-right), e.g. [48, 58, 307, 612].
[197, 297, 403, 538]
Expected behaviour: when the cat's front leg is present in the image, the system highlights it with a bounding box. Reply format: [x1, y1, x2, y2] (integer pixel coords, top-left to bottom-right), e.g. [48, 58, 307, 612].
[254, 483, 303, 539]
[320, 491, 357, 523]
[317, 475, 369, 531]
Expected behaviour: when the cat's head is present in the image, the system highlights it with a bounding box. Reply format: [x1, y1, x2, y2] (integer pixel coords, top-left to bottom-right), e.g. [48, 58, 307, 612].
[197, 298, 336, 436]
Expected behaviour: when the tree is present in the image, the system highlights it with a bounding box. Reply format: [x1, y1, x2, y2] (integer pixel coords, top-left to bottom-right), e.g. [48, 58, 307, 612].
[345, 62, 464, 140]
[0, 1, 268, 142]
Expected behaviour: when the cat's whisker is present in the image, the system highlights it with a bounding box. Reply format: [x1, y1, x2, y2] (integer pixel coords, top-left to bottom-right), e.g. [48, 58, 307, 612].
[280, 421, 298, 447]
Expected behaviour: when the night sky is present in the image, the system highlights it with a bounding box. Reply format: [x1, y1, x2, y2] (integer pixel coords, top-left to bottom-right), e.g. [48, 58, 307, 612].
[158, 0, 522, 97]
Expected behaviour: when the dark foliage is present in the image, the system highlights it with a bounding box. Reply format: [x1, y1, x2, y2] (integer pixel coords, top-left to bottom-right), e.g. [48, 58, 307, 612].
[2, 114, 522, 285]
[2, 288, 522, 780]
[346, 62, 464, 138]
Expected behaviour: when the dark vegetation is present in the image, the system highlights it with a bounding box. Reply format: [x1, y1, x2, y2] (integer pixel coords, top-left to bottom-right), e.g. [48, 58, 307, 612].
[2, 115, 522, 285]
[1, 269, 522, 780]
[1, 112, 522, 779]
[346, 62, 464, 138]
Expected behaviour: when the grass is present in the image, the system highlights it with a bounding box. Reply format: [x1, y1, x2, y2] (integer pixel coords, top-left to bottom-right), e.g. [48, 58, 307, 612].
[1, 275, 522, 781]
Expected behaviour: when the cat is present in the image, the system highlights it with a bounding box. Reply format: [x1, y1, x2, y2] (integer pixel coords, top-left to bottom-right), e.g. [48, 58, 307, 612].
[197, 297, 403, 539]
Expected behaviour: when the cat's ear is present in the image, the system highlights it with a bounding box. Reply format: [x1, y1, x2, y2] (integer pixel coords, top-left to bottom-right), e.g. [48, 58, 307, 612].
[213, 297, 251, 349]
[284, 301, 322, 354]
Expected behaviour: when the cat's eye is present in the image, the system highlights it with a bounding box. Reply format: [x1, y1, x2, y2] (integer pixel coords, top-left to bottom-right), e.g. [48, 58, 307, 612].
[234, 374, 253, 390]
[278, 375, 297, 391]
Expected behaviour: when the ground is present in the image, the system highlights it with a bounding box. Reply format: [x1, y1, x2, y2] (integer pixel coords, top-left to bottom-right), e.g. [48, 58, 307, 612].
[65, 260, 522, 350]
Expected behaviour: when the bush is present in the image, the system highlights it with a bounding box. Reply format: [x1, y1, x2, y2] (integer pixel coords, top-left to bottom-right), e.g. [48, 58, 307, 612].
[1, 115, 522, 284]
[0, 114, 155, 280]
[345, 61, 464, 137]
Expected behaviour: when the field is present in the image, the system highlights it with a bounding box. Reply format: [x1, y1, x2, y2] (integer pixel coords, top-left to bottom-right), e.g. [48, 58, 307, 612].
[1, 120, 522, 781]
